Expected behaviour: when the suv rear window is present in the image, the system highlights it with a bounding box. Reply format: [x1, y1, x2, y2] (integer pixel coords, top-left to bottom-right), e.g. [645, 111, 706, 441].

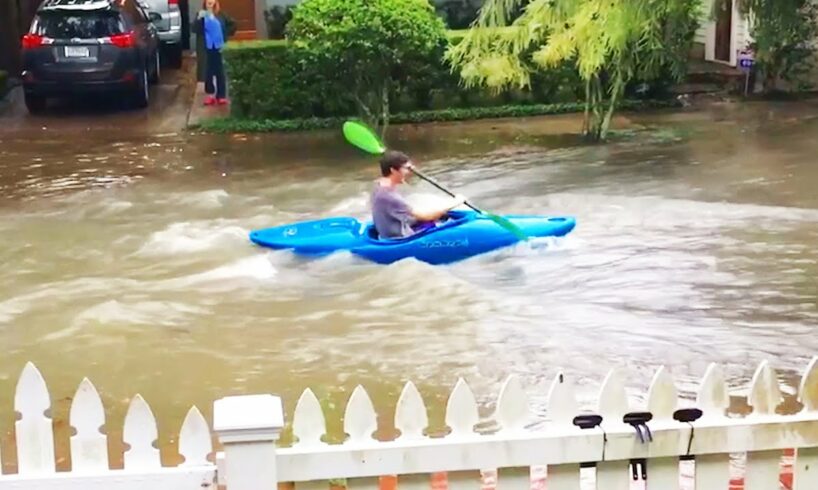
[31, 11, 125, 39]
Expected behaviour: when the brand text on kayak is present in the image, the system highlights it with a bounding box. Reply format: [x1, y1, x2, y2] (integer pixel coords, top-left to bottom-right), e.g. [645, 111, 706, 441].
[419, 239, 470, 248]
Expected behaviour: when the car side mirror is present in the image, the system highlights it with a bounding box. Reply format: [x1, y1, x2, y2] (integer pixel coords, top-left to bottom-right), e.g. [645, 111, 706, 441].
[149, 12, 162, 23]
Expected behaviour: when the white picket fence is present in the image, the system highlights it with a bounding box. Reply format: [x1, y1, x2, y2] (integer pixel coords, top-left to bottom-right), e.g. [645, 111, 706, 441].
[4, 357, 818, 490]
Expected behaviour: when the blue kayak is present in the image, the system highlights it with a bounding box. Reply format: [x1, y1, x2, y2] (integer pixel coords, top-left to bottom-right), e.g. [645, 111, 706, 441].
[249, 210, 576, 265]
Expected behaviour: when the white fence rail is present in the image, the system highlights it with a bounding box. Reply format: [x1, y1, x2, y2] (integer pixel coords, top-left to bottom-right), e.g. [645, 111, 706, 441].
[2, 358, 818, 489]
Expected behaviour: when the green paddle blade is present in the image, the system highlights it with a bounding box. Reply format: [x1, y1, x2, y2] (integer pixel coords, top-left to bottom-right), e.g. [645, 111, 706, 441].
[343, 121, 386, 155]
[485, 213, 529, 241]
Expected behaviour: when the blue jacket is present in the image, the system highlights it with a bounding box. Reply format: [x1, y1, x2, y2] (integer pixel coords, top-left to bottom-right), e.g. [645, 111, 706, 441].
[192, 12, 236, 50]
[203, 13, 224, 49]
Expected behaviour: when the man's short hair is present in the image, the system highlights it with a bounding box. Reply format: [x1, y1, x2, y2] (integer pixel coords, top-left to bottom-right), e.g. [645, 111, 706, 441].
[380, 150, 410, 177]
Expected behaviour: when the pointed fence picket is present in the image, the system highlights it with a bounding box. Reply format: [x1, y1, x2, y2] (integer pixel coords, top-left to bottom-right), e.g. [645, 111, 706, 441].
[394, 382, 435, 490]
[14, 363, 55, 476]
[444, 380, 483, 490]
[543, 372, 582, 490]
[0, 362, 216, 489]
[744, 361, 785, 490]
[345, 386, 380, 490]
[645, 367, 680, 490]
[794, 357, 818, 490]
[694, 363, 731, 490]
[595, 369, 630, 490]
[493, 376, 533, 490]
[123, 394, 160, 470]
[69, 378, 107, 472]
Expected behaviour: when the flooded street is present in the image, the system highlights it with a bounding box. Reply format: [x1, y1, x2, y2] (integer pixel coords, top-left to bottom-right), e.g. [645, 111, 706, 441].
[0, 100, 817, 463]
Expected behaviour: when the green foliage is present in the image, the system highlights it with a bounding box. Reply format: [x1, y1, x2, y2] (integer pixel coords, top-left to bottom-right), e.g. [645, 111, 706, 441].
[285, 0, 450, 138]
[223, 40, 343, 119]
[734, 0, 818, 93]
[223, 32, 588, 121]
[447, 0, 702, 141]
[193, 99, 681, 133]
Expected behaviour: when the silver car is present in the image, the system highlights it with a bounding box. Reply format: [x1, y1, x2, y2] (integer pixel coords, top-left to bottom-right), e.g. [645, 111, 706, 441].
[138, 0, 183, 67]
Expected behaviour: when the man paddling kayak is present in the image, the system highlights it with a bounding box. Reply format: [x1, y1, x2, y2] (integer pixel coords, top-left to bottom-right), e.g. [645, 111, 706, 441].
[371, 151, 466, 239]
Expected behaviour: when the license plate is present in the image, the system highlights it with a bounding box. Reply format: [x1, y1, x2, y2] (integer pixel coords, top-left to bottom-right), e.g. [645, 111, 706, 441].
[65, 46, 90, 57]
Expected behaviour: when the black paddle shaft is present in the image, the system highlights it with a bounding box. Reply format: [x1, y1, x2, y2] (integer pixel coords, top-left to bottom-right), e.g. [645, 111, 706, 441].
[409, 168, 482, 213]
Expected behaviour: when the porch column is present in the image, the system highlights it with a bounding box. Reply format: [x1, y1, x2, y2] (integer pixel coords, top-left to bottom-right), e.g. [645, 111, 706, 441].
[255, 0, 269, 39]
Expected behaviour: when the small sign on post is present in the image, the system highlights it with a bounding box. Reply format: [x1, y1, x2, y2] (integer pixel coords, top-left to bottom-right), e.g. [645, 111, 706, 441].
[737, 48, 755, 96]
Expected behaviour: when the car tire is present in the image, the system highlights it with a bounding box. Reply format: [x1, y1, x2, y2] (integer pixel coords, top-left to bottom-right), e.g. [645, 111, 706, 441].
[165, 43, 183, 69]
[24, 93, 47, 114]
[149, 51, 160, 85]
[132, 68, 149, 109]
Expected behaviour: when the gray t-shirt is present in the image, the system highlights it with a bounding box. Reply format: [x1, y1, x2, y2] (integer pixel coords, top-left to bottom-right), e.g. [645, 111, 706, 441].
[371, 183, 415, 238]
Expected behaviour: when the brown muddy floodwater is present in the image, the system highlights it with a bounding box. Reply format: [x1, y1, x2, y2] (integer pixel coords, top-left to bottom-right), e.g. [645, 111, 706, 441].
[0, 100, 817, 466]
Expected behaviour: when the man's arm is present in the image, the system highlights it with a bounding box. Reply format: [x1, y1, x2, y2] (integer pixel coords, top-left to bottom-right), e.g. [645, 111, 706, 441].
[409, 195, 467, 222]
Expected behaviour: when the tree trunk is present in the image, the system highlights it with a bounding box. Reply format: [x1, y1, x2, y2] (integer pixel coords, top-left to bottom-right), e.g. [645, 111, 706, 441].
[379, 78, 391, 142]
[582, 79, 592, 136]
[762, 64, 779, 94]
[585, 75, 605, 142]
[353, 92, 376, 128]
[353, 77, 392, 143]
[600, 75, 625, 141]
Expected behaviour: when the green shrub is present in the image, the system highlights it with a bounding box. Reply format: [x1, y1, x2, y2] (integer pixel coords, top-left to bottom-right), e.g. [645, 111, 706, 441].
[224, 16, 601, 122]
[223, 40, 345, 119]
[224, 33, 590, 121]
[285, 0, 450, 136]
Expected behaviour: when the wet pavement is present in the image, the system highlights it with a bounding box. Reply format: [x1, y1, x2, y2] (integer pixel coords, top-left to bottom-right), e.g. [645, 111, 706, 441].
[0, 53, 198, 136]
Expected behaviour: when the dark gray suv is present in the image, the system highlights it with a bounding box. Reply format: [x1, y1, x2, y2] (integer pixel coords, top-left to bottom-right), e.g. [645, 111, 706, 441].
[21, 0, 162, 113]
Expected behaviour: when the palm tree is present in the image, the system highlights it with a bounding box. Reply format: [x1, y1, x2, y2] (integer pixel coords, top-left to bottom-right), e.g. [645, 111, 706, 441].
[447, 0, 703, 141]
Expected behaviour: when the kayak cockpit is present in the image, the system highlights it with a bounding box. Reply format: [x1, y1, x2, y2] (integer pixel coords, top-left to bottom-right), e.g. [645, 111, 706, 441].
[361, 211, 474, 245]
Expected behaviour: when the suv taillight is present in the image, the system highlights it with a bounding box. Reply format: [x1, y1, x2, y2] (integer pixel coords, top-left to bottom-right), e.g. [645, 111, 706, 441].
[22, 34, 46, 49]
[168, 0, 178, 4]
[109, 32, 135, 48]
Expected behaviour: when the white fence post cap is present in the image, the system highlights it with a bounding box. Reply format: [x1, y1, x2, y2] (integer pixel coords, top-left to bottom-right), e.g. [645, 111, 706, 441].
[214, 394, 284, 443]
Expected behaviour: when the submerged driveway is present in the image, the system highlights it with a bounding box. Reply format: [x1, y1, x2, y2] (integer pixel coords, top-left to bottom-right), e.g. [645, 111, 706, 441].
[0, 54, 198, 136]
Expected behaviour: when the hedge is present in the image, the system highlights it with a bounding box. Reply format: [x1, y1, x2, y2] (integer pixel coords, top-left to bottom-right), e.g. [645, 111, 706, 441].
[222, 30, 587, 121]
[193, 99, 683, 133]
